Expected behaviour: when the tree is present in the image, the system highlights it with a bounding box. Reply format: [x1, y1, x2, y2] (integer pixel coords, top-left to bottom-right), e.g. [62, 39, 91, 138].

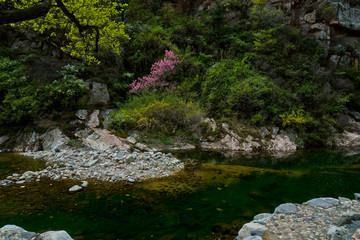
[0, 0, 129, 63]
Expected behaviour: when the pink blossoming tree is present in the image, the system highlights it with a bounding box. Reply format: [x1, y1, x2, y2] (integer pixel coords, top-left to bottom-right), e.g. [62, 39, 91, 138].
[129, 50, 181, 93]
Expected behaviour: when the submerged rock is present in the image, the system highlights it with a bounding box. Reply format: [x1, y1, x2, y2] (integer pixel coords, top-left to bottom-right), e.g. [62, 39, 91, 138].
[69, 185, 82, 192]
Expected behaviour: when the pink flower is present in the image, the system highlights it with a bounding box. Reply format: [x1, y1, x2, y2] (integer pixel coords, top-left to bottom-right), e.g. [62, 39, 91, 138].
[129, 50, 181, 93]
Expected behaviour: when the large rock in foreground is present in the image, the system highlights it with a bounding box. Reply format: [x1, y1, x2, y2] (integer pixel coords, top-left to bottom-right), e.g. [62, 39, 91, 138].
[0, 225, 73, 240]
[236, 195, 360, 240]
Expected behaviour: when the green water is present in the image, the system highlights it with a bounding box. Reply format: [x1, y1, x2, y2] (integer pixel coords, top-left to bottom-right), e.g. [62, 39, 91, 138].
[0, 149, 360, 240]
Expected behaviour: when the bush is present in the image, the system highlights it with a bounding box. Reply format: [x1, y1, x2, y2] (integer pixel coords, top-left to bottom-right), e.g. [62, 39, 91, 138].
[111, 92, 204, 136]
[201, 59, 292, 120]
[0, 61, 89, 124]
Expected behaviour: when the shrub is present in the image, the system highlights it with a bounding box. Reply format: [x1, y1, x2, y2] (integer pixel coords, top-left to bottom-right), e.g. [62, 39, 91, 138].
[0, 62, 89, 124]
[111, 92, 204, 136]
[280, 109, 307, 128]
[201, 59, 292, 120]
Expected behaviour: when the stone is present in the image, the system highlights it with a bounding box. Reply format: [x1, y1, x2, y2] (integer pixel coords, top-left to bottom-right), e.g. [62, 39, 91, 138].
[0, 135, 9, 146]
[267, 134, 297, 151]
[355, 193, 360, 200]
[126, 136, 137, 144]
[220, 134, 242, 151]
[13, 131, 41, 152]
[327, 225, 343, 240]
[337, 212, 360, 226]
[41, 128, 69, 151]
[81, 181, 88, 188]
[53, 175, 61, 180]
[0, 224, 36, 239]
[253, 213, 272, 221]
[243, 236, 262, 240]
[99, 109, 116, 128]
[304, 11, 316, 23]
[86, 110, 100, 128]
[334, 131, 360, 147]
[274, 203, 297, 214]
[76, 109, 89, 120]
[38, 230, 73, 240]
[353, 228, 360, 240]
[135, 142, 148, 151]
[86, 81, 110, 105]
[69, 185, 82, 192]
[271, 127, 279, 138]
[338, 114, 360, 132]
[350, 112, 360, 121]
[330, 2, 360, 31]
[329, 55, 341, 68]
[238, 222, 268, 239]
[203, 118, 217, 131]
[75, 128, 130, 151]
[306, 197, 339, 208]
[259, 127, 270, 139]
[125, 155, 135, 163]
[83, 159, 99, 167]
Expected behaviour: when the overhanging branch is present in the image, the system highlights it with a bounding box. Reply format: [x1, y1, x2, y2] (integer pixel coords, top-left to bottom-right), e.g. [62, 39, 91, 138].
[55, 0, 99, 52]
[0, 0, 52, 25]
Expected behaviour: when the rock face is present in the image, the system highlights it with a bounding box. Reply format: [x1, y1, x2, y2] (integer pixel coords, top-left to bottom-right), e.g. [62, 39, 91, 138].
[13, 131, 41, 152]
[75, 128, 131, 151]
[86, 110, 100, 128]
[0, 135, 9, 146]
[40, 128, 69, 151]
[86, 81, 110, 105]
[266, 0, 360, 70]
[200, 124, 297, 152]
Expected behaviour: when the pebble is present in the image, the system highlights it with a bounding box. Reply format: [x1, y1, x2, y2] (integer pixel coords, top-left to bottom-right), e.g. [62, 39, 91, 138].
[69, 185, 82, 192]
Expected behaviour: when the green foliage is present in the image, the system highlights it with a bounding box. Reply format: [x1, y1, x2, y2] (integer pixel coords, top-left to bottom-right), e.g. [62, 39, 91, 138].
[111, 92, 204, 137]
[201, 59, 292, 120]
[0, 58, 88, 124]
[280, 109, 307, 128]
[10, 0, 129, 63]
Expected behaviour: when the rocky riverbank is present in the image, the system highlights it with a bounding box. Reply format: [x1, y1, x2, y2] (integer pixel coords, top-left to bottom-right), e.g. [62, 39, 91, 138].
[0, 149, 184, 187]
[236, 194, 360, 240]
[0, 225, 73, 240]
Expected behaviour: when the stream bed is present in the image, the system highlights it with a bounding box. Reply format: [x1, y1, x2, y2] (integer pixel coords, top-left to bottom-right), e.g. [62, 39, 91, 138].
[0, 148, 360, 239]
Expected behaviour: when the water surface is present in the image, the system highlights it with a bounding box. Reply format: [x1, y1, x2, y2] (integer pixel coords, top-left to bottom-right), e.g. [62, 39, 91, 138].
[0, 149, 360, 239]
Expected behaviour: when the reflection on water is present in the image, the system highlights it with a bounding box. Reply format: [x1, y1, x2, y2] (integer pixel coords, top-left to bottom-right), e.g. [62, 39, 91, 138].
[0, 149, 360, 240]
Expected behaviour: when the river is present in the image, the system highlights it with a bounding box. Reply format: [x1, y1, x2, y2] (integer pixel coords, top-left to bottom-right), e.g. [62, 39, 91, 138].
[0, 148, 360, 239]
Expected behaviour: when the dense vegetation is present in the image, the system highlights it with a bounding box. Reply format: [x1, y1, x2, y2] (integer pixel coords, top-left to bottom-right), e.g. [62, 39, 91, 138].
[0, 0, 359, 146]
